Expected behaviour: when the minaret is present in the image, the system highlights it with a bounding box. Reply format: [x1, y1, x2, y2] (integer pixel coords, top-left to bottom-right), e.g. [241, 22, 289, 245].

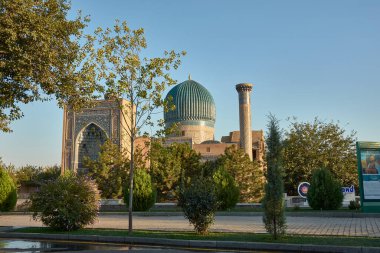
[236, 83, 253, 161]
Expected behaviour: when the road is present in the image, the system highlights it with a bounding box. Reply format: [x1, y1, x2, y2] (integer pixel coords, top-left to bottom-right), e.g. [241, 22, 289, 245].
[1, 214, 380, 237]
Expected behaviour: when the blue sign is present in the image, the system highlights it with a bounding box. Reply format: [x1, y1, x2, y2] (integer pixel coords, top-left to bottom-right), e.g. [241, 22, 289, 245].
[297, 182, 310, 198]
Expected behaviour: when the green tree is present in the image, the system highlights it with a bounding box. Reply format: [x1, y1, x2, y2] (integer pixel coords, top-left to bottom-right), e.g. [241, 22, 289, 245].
[124, 168, 156, 211]
[0, 0, 100, 132]
[150, 141, 181, 201]
[35, 165, 61, 183]
[307, 167, 344, 210]
[180, 177, 218, 235]
[150, 141, 201, 201]
[217, 146, 264, 202]
[83, 139, 129, 199]
[262, 115, 286, 239]
[283, 118, 357, 195]
[0, 164, 17, 211]
[213, 167, 239, 210]
[29, 172, 100, 231]
[83, 20, 185, 233]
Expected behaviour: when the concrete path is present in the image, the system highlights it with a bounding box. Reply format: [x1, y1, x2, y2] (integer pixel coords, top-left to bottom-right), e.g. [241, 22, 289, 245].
[1, 214, 380, 237]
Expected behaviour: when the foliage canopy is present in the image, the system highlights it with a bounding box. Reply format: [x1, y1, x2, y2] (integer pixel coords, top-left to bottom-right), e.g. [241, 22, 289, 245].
[0, 0, 99, 132]
[83, 139, 129, 199]
[217, 146, 264, 202]
[283, 118, 357, 195]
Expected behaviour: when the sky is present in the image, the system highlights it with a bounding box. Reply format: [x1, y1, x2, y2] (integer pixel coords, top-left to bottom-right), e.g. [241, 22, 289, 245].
[1, 0, 379, 167]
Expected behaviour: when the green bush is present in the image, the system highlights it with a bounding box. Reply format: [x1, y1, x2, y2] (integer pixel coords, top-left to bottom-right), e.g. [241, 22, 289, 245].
[348, 200, 360, 210]
[307, 168, 343, 210]
[124, 169, 156, 211]
[29, 172, 100, 231]
[180, 177, 219, 234]
[213, 168, 239, 210]
[0, 167, 17, 211]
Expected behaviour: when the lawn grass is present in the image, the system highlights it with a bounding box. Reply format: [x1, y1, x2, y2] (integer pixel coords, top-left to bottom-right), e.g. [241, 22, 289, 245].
[12, 227, 380, 247]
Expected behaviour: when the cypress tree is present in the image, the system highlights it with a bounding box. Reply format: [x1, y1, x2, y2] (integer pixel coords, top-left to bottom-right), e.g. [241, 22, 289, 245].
[262, 114, 286, 239]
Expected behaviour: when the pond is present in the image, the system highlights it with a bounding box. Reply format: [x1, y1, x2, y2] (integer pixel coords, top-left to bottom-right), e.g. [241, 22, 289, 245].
[0, 238, 276, 252]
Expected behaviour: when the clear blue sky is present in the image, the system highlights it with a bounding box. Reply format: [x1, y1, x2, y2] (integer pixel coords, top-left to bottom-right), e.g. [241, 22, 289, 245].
[1, 0, 379, 167]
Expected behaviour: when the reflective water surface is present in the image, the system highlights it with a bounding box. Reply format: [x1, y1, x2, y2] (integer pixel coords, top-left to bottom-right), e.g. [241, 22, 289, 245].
[0, 238, 276, 252]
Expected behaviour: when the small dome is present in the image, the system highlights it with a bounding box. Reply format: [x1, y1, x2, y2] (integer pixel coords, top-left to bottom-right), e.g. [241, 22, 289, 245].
[164, 79, 216, 127]
[201, 140, 221, 144]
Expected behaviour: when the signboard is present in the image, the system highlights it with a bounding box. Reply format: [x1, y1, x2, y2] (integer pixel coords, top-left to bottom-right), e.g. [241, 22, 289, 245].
[342, 185, 355, 203]
[297, 182, 310, 198]
[356, 142, 380, 212]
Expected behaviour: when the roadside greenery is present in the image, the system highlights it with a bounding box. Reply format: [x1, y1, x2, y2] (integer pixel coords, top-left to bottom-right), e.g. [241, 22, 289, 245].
[124, 168, 156, 211]
[213, 167, 239, 210]
[262, 115, 286, 239]
[29, 172, 100, 231]
[307, 168, 344, 210]
[180, 177, 219, 234]
[0, 164, 17, 211]
[12, 227, 380, 248]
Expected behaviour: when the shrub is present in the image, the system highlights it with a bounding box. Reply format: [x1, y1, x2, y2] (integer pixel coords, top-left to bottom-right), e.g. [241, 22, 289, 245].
[213, 168, 239, 210]
[124, 169, 156, 211]
[0, 167, 17, 211]
[307, 168, 343, 210]
[180, 177, 219, 234]
[29, 172, 100, 231]
[348, 200, 360, 210]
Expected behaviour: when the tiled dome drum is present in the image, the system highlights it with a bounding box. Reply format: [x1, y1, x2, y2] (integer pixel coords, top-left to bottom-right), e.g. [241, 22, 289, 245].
[164, 79, 216, 144]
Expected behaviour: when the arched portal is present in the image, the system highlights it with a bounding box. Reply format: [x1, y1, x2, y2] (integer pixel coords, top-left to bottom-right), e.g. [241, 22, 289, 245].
[76, 123, 107, 169]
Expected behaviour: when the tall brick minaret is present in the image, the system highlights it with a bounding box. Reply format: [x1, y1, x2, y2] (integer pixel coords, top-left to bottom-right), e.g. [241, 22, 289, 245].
[236, 83, 253, 161]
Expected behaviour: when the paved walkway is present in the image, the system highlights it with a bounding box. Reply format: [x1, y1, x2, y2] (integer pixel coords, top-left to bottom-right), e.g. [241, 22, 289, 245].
[1, 214, 380, 237]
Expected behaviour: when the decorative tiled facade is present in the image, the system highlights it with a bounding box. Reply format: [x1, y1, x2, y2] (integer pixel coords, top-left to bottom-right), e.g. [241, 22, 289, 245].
[61, 99, 131, 173]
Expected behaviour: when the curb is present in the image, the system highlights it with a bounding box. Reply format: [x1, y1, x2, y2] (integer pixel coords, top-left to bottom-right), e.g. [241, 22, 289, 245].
[1, 232, 379, 253]
[2, 211, 377, 218]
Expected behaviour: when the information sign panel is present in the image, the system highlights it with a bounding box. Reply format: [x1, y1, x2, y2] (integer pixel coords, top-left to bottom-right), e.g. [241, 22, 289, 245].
[356, 142, 380, 212]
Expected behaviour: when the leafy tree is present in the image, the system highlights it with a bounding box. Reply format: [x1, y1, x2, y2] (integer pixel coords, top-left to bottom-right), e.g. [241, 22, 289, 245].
[180, 177, 218, 235]
[213, 167, 239, 210]
[150, 141, 181, 201]
[0, 0, 100, 132]
[82, 20, 185, 233]
[150, 141, 201, 201]
[283, 118, 357, 195]
[29, 172, 100, 231]
[124, 168, 156, 211]
[217, 146, 264, 202]
[307, 167, 343, 210]
[11, 165, 60, 188]
[0, 164, 17, 211]
[262, 115, 286, 239]
[35, 165, 60, 183]
[14, 165, 39, 186]
[83, 139, 128, 199]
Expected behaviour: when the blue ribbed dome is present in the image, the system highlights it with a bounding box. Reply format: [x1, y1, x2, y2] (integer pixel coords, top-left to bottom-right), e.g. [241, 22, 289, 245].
[164, 80, 216, 127]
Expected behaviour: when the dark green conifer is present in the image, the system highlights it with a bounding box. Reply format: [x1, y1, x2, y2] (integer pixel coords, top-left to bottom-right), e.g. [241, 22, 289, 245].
[262, 114, 286, 239]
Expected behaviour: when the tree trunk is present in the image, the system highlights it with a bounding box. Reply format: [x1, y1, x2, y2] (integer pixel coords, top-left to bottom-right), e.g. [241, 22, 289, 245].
[128, 135, 134, 234]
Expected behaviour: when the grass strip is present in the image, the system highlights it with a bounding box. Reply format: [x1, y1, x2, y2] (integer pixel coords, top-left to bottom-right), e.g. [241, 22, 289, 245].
[12, 227, 380, 247]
